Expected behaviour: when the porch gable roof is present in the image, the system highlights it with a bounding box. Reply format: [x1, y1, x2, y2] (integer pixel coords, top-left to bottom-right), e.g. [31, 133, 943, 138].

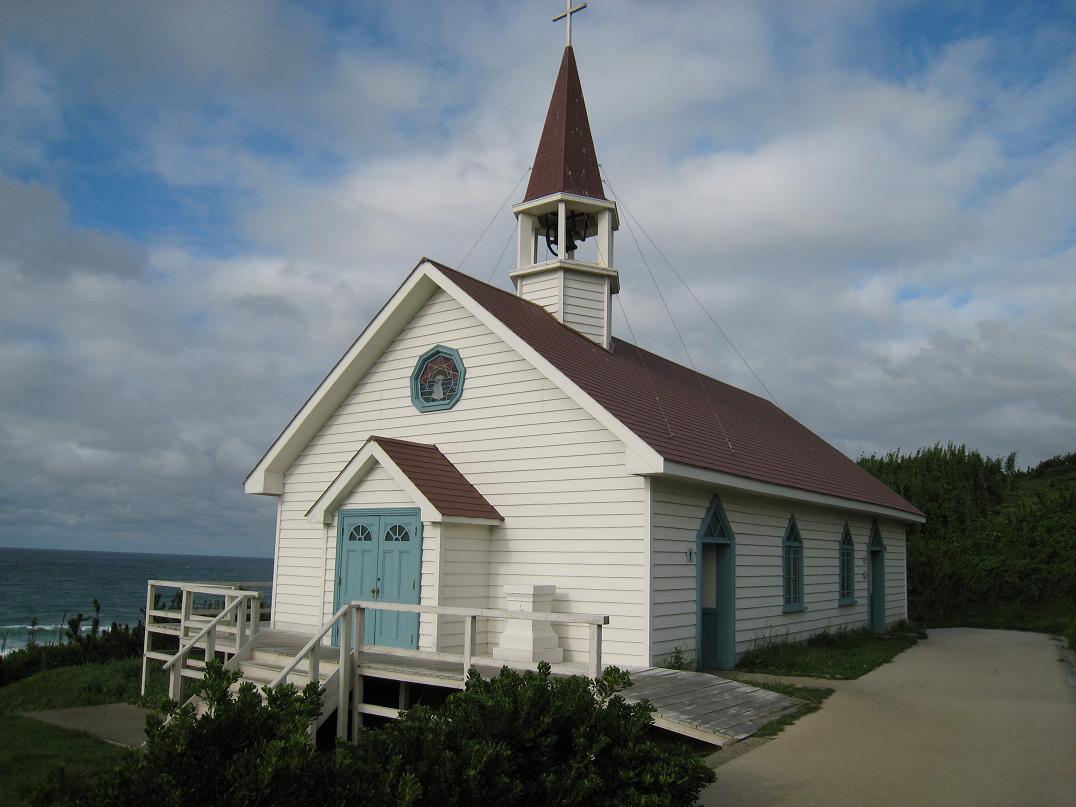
[306, 436, 502, 526]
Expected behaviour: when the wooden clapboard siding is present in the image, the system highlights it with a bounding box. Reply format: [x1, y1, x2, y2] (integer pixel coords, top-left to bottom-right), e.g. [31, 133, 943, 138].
[272, 288, 647, 665]
[650, 479, 908, 665]
[880, 521, 908, 627]
[438, 523, 492, 653]
[561, 271, 608, 344]
[518, 271, 561, 316]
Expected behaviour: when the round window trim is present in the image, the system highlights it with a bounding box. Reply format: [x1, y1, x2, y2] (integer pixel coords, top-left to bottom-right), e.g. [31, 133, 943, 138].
[410, 345, 466, 412]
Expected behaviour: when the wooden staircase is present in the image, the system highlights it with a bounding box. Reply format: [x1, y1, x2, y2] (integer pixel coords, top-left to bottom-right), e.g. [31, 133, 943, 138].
[211, 630, 341, 730]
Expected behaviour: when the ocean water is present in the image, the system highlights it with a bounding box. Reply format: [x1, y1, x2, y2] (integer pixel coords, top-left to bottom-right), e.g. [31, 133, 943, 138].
[0, 547, 273, 655]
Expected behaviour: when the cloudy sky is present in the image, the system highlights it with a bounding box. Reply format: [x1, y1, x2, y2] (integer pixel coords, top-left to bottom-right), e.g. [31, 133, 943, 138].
[1, 1, 1073, 557]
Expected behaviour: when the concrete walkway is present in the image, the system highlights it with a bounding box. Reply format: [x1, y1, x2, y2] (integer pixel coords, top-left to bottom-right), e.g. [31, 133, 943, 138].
[702, 628, 1076, 807]
[22, 704, 150, 748]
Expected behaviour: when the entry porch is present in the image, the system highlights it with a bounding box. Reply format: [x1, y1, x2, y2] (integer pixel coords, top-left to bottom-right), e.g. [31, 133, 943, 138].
[141, 580, 800, 748]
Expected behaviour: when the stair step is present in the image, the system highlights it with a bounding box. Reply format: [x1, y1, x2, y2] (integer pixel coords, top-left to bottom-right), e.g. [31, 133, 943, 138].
[239, 661, 335, 688]
[248, 649, 340, 671]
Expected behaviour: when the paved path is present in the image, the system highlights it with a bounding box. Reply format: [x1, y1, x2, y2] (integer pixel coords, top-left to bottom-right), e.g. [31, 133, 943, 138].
[702, 628, 1076, 807]
[22, 704, 150, 748]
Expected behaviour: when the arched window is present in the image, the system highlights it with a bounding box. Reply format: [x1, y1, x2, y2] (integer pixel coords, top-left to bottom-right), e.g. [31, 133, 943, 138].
[782, 516, 804, 613]
[838, 524, 855, 605]
[348, 524, 372, 542]
[385, 524, 411, 542]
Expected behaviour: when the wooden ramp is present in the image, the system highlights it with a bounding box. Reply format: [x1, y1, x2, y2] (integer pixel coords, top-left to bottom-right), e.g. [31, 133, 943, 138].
[354, 651, 799, 747]
[621, 668, 801, 746]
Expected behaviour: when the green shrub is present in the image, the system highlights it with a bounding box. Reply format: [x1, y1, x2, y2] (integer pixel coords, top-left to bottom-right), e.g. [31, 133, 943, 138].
[0, 620, 145, 688]
[33, 659, 715, 807]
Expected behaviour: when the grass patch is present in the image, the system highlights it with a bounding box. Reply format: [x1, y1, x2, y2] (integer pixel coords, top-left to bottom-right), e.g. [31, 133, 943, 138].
[0, 659, 162, 804]
[727, 679, 834, 738]
[0, 715, 127, 805]
[736, 627, 918, 679]
[0, 657, 164, 714]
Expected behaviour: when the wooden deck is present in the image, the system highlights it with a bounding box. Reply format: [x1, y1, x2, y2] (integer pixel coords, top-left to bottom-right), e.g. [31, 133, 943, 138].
[252, 630, 800, 747]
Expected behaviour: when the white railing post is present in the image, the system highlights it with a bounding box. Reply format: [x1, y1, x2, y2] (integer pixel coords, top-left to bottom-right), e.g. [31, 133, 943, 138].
[588, 623, 603, 679]
[180, 587, 193, 643]
[308, 646, 319, 685]
[251, 595, 261, 639]
[235, 595, 246, 655]
[141, 582, 155, 696]
[462, 614, 476, 684]
[205, 624, 216, 665]
[169, 654, 183, 701]
[337, 606, 352, 740]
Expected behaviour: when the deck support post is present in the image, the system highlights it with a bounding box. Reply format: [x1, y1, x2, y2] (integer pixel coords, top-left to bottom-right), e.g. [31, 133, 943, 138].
[588, 623, 603, 679]
[352, 605, 365, 733]
[141, 583, 155, 696]
[336, 606, 352, 741]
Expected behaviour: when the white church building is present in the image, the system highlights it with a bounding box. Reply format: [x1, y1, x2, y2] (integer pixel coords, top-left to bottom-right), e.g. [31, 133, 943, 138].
[243, 41, 924, 672]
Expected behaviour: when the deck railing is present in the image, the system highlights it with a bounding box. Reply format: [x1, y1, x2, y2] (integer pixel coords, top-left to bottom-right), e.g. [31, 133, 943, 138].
[273, 600, 610, 741]
[141, 580, 270, 697]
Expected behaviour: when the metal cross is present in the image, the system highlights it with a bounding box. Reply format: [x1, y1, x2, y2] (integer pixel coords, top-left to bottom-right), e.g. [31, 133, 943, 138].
[553, 0, 587, 47]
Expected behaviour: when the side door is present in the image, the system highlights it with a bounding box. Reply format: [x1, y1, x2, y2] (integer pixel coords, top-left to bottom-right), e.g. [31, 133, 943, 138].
[373, 512, 422, 649]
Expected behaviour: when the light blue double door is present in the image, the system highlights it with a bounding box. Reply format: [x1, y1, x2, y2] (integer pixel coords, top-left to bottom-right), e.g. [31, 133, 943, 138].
[335, 509, 422, 649]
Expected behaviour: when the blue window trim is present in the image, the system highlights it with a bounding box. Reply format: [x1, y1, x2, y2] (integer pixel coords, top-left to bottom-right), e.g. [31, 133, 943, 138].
[838, 523, 856, 606]
[410, 345, 466, 412]
[782, 514, 805, 613]
[869, 518, 885, 550]
[695, 494, 737, 669]
[696, 494, 734, 544]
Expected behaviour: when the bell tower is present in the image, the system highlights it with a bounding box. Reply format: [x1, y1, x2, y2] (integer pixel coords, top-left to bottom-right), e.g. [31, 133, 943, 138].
[511, 25, 619, 349]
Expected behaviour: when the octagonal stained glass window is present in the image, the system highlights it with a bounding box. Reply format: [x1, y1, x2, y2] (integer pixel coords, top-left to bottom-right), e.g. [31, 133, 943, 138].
[410, 345, 466, 412]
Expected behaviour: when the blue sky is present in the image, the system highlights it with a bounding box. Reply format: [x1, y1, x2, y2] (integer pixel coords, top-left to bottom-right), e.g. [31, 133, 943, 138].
[1, 0, 1074, 556]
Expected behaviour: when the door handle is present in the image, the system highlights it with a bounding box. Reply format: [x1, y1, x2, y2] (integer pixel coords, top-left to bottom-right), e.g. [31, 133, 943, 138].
[370, 586, 380, 598]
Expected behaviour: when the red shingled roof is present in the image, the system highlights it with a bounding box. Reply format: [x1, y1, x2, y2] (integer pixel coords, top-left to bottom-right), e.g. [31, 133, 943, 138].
[523, 46, 606, 203]
[434, 263, 923, 518]
[370, 436, 502, 521]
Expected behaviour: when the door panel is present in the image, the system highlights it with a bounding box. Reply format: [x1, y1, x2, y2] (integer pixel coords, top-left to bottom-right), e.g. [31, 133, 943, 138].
[336, 510, 421, 651]
[375, 517, 421, 648]
[338, 513, 379, 642]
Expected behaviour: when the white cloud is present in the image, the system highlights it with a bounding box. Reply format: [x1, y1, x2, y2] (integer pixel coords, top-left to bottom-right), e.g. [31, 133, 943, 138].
[1, 1, 1074, 554]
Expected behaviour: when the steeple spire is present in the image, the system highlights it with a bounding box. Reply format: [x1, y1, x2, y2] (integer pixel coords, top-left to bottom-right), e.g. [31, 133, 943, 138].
[522, 45, 606, 203]
[511, 19, 619, 350]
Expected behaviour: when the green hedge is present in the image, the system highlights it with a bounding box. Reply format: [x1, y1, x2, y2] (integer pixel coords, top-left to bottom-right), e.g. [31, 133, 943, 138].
[859, 445, 1076, 624]
[33, 659, 716, 807]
